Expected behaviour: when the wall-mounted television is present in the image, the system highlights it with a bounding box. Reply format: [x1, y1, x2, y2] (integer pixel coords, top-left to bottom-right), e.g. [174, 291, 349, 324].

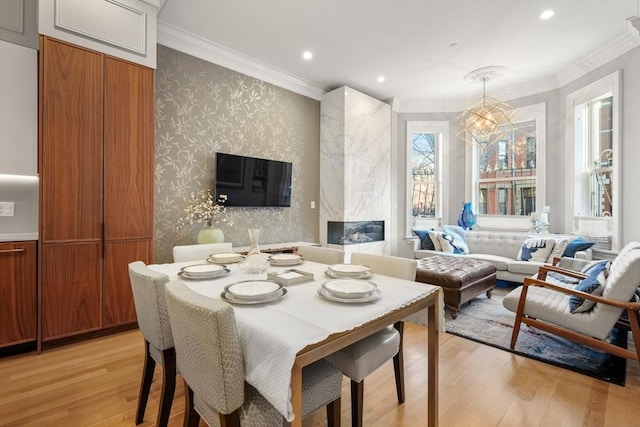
[214, 153, 292, 207]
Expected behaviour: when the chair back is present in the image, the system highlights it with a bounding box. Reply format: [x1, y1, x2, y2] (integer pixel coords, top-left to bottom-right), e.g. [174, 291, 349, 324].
[297, 245, 344, 265]
[350, 253, 417, 281]
[173, 242, 233, 262]
[164, 280, 245, 415]
[128, 261, 173, 350]
[603, 244, 640, 302]
[608, 241, 640, 273]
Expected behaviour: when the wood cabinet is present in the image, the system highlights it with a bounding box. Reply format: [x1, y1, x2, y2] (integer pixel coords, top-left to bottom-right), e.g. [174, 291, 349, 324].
[0, 241, 37, 348]
[39, 37, 153, 343]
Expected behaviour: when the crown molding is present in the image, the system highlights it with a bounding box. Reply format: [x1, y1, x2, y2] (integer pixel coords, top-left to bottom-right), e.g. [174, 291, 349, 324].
[156, 21, 326, 100]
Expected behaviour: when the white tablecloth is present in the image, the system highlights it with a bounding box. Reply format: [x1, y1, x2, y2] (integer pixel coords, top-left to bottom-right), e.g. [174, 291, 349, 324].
[150, 260, 440, 421]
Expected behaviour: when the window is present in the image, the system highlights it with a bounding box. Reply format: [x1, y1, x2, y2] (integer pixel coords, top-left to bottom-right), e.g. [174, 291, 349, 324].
[406, 121, 449, 233]
[469, 103, 546, 226]
[567, 71, 620, 251]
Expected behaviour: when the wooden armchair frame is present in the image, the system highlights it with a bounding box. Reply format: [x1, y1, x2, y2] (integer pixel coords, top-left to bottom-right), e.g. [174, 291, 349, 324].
[511, 266, 640, 364]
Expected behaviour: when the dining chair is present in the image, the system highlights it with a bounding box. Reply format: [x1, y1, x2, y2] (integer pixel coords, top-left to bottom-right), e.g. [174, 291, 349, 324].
[163, 280, 343, 427]
[172, 242, 233, 262]
[128, 261, 176, 427]
[297, 245, 344, 265]
[326, 252, 417, 427]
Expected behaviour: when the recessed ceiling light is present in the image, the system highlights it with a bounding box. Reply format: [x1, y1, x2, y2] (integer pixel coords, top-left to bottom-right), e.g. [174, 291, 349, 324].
[540, 10, 554, 20]
[302, 51, 313, 60]
[377, 76, 386, 83]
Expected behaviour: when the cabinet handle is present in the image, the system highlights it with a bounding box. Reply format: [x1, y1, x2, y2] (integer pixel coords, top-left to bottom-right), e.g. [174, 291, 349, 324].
[0, 248, 25, 254]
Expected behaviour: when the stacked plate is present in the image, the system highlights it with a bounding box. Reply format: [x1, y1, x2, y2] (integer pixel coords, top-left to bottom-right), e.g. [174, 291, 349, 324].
[325, 264, 373, 279]
[207, 252, 243, 264]
[269, 253, 304, 266]
[318, 279, 381, 303]
[221, 280, 287, 304]
[178, 263, 230, 280]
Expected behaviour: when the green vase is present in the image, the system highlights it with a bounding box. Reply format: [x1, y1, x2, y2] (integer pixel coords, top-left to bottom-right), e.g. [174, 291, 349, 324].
[197, 226, 224, 244]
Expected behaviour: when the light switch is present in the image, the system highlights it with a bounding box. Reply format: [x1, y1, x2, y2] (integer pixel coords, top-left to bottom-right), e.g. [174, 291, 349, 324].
[0, 201, 15, 216]
[310, 201, 316, 209]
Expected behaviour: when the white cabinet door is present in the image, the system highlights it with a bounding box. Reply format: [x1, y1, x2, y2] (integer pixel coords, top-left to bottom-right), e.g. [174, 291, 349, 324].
[0, 40, 37, 176]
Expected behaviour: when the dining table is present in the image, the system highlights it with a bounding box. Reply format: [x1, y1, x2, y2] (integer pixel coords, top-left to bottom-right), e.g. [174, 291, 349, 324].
[149, 257, 441, 427]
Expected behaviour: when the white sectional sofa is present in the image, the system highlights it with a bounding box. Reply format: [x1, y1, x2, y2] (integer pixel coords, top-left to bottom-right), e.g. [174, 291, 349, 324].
[413, 229, 592, 284]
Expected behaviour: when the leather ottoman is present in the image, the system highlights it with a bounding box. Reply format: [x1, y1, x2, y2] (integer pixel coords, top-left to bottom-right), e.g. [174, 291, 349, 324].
[416, 256, 497, 319]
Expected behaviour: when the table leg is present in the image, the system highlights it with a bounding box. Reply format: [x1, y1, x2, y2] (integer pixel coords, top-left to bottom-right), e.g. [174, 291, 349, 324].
[291, 361, 303, 427]
[427, 302, 439, 427]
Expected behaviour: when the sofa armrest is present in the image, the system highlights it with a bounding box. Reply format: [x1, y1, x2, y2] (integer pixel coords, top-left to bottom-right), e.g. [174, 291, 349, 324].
[575, 248, 593, 261]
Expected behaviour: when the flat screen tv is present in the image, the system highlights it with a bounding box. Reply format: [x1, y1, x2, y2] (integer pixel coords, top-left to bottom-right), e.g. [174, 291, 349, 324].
[215, 153, 292, 207]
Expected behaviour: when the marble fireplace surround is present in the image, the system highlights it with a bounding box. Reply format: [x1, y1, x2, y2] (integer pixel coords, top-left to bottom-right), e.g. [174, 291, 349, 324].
[327, 220, 385, 245]
[319, 86, 391, 257]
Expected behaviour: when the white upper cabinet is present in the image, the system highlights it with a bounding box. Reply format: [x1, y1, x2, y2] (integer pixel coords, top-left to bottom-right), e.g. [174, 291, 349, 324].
[0, 40, 37, 176]
[38, 0, 159, 69]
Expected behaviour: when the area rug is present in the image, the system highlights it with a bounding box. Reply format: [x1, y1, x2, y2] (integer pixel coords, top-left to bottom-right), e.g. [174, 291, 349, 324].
[444, 288, 628, 386]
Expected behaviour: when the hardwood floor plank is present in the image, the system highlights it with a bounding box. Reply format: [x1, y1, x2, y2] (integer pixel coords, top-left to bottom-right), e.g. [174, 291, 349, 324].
[0, 323, 638, 427]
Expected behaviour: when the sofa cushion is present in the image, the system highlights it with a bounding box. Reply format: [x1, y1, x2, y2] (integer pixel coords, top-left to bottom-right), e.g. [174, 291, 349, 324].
[507, 261, 544, 276]
[413, 229, 436, 250]
[428, 230, 443, 251]
[465, 253, 512, 271]
[562, 236, 596, 258]
[516, 237, 555, 262]
[569, 262, 608, 313]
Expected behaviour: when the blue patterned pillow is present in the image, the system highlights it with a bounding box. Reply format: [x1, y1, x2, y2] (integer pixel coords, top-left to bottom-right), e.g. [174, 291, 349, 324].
[569, 261, 608, 313]
[437, 231, 470, 254]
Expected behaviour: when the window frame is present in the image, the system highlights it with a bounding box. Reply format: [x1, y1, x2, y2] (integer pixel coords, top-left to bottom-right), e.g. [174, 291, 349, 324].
[406, 121, 449, 235]
[565, 71, 620, 251]
[465, 103, 547, 230]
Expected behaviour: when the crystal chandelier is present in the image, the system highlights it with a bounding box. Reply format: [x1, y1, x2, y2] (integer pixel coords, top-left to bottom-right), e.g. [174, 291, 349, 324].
[457, 66, 514, 150]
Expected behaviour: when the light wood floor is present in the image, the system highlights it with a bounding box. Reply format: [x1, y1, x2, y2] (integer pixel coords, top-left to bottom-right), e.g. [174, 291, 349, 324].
[0, 324, 638, 427]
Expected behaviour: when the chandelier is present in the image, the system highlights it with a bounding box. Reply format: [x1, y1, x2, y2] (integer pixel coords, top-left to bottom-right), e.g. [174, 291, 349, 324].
[457, 66, 514, 150]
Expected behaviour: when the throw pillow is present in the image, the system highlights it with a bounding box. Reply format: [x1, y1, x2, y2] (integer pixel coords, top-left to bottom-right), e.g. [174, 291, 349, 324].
[413, 229, 436, 250]
[516, 238, 555, 262]
[546, 238, 570, 263]
[443, 225, 468, 246]
[437, 231, 470, 255]
[427, 230, 443, 251]
[562, 236, 596, 258]
[569, 261, 609, 313]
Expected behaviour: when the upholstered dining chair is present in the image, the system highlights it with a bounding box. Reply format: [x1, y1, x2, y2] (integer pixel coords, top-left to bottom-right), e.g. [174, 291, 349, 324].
[163, 280, 343, 427]
[172, 242, 233, 262]
[128, 261, 176, 427]
[326, 252, 417, 427]
[297, 245, 344, 265]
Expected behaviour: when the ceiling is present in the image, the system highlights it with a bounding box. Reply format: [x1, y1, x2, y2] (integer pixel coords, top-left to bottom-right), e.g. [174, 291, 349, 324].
[157, 0, 640, 111]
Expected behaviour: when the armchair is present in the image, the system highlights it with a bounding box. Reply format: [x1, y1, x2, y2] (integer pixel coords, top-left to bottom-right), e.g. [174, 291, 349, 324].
[503, 242, 640, 364]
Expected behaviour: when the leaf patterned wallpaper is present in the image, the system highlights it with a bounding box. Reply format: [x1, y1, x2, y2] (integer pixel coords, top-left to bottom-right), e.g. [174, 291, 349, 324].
[154, 45, 321, 263]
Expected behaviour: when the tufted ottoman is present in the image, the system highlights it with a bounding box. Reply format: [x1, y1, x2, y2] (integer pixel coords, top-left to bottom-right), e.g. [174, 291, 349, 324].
[416, 256, 497, 319]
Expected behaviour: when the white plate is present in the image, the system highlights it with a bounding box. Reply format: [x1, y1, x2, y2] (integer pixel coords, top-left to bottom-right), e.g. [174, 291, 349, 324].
[327, 264, 371, 277]
[321, 279, 378, 299]
[180, 263, 227, 277]
[270, 253, 302, 262]
[270, 258, 304, 266]
[225, 280, 282, 300]
[324, 269, 373, 280]
[317, 287, 381, 304]
[178, 268, 230, 280]
[208, 253, 243, 264]
[221, 288, 287, 305]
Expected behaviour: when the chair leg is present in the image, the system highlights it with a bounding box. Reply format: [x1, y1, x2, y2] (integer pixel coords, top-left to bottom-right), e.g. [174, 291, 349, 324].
[350, 380, 364, 427]
[393, 321, 405, 404]
[184, 383, 201, 427]
[627, 307, 640, 364]
[136, 340, 156, 425]
[326, 397, 341, 427]
[157, 348, 177, 427]
[510, 284, 530, 349]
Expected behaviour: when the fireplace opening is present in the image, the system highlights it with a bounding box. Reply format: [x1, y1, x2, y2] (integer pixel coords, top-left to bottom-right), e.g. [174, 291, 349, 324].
[327, 221, 385, 245]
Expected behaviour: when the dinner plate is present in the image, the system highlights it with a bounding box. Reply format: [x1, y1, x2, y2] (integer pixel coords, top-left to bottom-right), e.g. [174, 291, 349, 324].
[324, 268, 373, 280]
[317, 287, 381, 304]
[321, 279, 378, 299]
[270, 253, 302, 262]
[181, 263, 227, 277]
[207, 252, 243, 264]
[225, 280, 283, 300]
[270, 258, 305, 266]
[221, 287, 288, 305]
[178, 268, 230, 280]
[327, 264, 372, 277]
